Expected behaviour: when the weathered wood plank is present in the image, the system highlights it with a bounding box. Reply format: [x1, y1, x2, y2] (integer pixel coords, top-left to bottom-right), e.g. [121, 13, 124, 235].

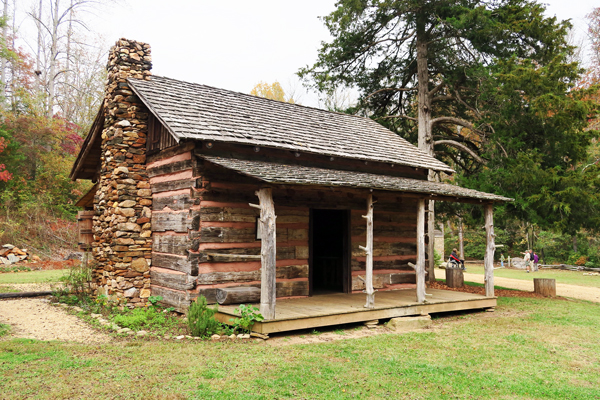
[446, 269, 464, 288]
[150, 270, 196, 291]
[389, 272, 417, 284]
[351, 258, 416, 271]
[416, 198, 426, 303]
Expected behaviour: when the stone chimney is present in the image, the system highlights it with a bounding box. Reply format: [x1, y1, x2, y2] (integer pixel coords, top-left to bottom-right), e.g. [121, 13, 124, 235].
[92, 38, 153, 306]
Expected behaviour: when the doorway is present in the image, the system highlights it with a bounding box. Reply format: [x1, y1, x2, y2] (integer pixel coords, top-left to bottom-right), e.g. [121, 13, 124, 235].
[310, 209, 351, 295]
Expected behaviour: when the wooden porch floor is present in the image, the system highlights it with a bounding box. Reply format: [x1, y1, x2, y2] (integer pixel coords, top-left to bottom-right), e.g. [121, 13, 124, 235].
[215, 288, 496, 334]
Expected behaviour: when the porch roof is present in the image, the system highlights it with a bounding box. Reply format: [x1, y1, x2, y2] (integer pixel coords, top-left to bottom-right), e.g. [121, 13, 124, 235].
[201, 156, 513, 203]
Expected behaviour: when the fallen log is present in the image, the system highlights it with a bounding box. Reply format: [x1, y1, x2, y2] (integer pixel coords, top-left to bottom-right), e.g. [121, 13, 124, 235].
[0, 291, 53, 299]
[216, 286, 261, 305]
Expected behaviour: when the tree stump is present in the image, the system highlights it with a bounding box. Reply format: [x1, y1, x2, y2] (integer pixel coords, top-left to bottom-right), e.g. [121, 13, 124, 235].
[446, 268, 464, 288]
[533, 278, 556, 297]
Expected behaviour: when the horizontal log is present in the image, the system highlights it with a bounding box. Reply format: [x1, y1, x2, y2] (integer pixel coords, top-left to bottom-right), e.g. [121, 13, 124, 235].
[152, 253, 198, 275]
[196, 264, 309, 285]
[351, 258, 416, 271]
[152, 178, 198, 194]
[216, 286, 261, 305]
[147, 159, 195, 178]
[200, 207, 258, 223]
[352, 224, 415, 237]
[150, 285, 190, 312]
[0, 291, 53, 299]
[351, 241, 416, 257]
[152, 211, 197, 232]
[188, 289, 218, 304]
[150, 270, 196, 291]
[389, 272, 417, 284]
[153, 234, 198, 256]
[153, 193, 198, 211]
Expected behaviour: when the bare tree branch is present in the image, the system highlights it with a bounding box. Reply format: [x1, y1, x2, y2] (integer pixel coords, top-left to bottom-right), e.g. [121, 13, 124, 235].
[377, 114, 418, 122]
[434, 140, 485, 164]
[364, 86, 416, 102]
[430, 116, 485, 135]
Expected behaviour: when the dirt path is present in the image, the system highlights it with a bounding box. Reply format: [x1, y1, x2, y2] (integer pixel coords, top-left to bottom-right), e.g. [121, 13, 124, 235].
[0, 297, 111, 343]
[439, 269, 600, 303]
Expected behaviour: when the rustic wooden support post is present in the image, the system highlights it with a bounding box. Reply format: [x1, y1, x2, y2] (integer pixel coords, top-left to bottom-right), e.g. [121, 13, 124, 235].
[416, 198, 426, 303]
[359, 194, 375, 308]
[252, 188, 276, 320]
[427, 199, 436, 283]
[534, 278, 556, 297]
[484, 203, 495, 297]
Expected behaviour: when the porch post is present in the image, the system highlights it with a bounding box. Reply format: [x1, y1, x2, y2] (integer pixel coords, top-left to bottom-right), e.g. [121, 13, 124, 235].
[360, 194, 375, 308]
[256, 188, 276, 320]
[484, 203, 495, 297]
[416, 198, 426, 303]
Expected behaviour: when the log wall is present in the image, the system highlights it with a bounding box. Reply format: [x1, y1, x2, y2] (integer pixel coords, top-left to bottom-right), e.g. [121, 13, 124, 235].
[148, 144, 419, 310]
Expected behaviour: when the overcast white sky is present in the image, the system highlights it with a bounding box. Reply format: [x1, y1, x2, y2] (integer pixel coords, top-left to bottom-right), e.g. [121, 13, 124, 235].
[14, 0, 597, 107]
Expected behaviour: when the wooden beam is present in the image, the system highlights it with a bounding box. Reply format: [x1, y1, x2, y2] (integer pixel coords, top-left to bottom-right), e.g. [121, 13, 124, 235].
[416, 199, 426, 303]
[484, 203, 495, 297]
[359, 194, 376, 308]
[256, 187, 277, 320]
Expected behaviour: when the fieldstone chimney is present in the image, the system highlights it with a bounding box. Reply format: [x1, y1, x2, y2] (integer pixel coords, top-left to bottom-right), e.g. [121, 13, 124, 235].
[92, 38, 153, 306]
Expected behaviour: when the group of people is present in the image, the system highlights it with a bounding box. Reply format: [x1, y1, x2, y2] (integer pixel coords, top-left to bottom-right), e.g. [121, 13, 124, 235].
[522, 250, 539, 273]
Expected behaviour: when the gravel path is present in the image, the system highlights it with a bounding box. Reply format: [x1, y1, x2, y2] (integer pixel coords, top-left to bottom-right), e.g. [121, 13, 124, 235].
[0, 297, 111, 343]
[439, 269, 600, 303]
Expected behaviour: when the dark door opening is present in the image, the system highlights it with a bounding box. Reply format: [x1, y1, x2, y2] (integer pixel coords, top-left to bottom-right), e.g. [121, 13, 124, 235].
[310, 209, 351, 295]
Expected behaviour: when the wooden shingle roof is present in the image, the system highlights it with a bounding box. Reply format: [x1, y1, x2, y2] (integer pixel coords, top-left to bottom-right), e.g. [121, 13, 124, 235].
[128, 76, 454, 173]
[202, 156, 512, 203]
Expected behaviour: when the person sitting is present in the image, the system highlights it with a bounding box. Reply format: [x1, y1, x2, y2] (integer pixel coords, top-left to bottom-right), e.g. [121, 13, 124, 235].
[450, 248, 465, 270]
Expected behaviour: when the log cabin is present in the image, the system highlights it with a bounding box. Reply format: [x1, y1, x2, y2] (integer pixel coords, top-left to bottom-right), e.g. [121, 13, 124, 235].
[71, 38, 511, 331]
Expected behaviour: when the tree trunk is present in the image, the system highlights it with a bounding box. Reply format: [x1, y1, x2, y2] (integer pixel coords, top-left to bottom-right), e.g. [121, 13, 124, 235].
[416, 17, 436, 284]
[48, 0, 61, 118]
[572, 236, 577, 253]
[0, 0, 8, 102]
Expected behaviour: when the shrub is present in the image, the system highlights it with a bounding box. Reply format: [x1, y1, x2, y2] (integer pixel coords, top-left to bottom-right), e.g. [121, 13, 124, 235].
[55, 259, 93, 305]
[187, 295, 221, 338]
[230, 304, 264, 333]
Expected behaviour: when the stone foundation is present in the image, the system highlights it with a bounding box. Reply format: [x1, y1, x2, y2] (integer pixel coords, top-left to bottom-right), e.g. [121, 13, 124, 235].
[91, 38, 153, 306]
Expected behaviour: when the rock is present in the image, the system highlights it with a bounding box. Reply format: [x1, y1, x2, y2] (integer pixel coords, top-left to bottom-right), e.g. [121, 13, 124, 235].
[117, 222, 141, 232]
[70, 306, 83, 313]
[64, 253, 83, 261]
[124, 287, 139, 298]
[237, 334, 251, 339]
[131, 258, 149, 273]
[364, 319, 379, 329]
[117, 328, 131, 334]
[175, 335, 185, 340]
[136, 330, 148, 336]
[140, 288, 151, 298]
[387, 315, 432, 332]
[90, 313, 102, 318]
[118, 200, 136, 208]
[2, 244, 14, 249]
[511, 257, 527, 269]
[116, 120, 131, 127]
[211, 334, 221, 341]
[229, 334, 236, 339]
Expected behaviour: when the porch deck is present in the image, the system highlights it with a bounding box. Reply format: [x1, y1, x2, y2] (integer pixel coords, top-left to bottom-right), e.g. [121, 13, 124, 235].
[215, 288, 496, 334]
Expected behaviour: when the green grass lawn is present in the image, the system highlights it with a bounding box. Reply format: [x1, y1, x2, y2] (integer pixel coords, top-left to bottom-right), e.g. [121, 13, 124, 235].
[0, 269, 67, 285]
[0, 297, 599, 399]
[463, 264, 600, 288]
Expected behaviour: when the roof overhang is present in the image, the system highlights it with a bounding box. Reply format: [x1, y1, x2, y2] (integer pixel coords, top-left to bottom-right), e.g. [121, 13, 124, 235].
[201, 156, 513, 204]
[70, 106, 104, 181]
